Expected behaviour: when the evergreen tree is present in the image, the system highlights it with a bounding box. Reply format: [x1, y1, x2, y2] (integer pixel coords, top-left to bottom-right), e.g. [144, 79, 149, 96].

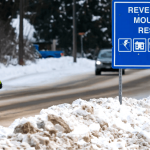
[0, 0, 37, 65]
[25, 0, 111, 55]
[0, 0, 17, 21]
[0, 0, 17, 64]
[77, 0, 111, 56]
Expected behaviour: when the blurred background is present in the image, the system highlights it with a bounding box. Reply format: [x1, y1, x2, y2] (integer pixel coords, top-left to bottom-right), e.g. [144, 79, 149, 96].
[0, 0, 111, 65]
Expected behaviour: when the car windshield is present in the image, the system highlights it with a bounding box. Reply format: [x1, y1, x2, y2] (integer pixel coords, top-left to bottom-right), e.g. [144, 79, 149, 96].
[98, 50, 112, 59]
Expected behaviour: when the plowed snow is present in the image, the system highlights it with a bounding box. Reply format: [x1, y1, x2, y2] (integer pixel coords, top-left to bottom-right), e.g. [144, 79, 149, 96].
[1, 97, 150, 149]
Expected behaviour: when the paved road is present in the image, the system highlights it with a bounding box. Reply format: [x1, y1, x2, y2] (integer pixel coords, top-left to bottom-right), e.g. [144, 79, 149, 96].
[0, 69, 150, 127]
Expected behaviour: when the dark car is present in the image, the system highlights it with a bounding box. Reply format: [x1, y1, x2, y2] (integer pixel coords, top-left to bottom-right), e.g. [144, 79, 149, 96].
[95, 49, 125, 75]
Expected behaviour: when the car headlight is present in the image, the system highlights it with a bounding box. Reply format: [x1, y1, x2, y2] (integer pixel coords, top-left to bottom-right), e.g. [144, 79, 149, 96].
[96, 61, 101, 65]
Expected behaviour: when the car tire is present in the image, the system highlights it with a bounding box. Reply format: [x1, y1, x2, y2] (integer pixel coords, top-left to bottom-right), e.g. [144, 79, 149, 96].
[122, 69, 125, 75]
[95, 69, 100, 75]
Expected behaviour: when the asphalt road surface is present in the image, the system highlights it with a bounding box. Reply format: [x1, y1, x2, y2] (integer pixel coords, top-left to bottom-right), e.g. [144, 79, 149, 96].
[0, 69, 150, 127]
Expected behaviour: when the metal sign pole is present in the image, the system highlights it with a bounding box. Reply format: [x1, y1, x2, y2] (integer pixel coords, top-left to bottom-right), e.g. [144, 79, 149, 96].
[119, 69, 122, 105]
[81, 35, 84, 57]
[73, 0, 77, 63]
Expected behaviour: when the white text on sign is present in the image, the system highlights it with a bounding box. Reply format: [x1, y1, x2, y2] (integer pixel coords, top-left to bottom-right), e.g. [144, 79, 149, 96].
[128, 7, 150, 13]
[128, 7, 150, 34]
[138, 27, 150, 34]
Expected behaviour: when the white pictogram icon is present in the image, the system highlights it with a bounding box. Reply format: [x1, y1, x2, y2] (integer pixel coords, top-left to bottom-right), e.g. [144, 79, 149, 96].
[122, 40, 130, 50]
[118, 38, 132, 52]
[148, 39, 150, 52]
[133, 38, 146, 52]
[135, 41, 144, 50]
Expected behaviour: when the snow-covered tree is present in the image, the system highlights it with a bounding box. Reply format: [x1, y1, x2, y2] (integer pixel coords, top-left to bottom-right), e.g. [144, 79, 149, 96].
[25, 0, 111, 56]
[0, 0, 38, 65]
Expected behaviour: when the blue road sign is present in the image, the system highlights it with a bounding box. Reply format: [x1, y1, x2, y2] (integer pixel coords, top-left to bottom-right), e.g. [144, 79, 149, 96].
[112, 0, 150, 68]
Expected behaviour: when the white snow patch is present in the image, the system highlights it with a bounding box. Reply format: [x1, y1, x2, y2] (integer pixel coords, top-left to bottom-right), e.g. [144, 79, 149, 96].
[92, 15, 101, 21]
[11, 15, 36, 42]
[0, 97, 150, 149]
[0, 57, 94, 90]
[101, 27, 107, 32]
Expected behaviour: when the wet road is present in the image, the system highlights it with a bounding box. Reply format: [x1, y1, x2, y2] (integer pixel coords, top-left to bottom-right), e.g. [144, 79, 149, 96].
[0, 69, 150, 126]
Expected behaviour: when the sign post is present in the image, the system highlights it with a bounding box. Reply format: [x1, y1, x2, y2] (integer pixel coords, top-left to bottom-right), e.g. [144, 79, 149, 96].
[119, 69, 122, 105]
[112, 0, 150, 104]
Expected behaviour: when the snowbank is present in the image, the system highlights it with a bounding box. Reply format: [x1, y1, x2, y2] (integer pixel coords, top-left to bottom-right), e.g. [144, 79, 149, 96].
[1, 97, 150, 149]
[0, 57, 94, 90]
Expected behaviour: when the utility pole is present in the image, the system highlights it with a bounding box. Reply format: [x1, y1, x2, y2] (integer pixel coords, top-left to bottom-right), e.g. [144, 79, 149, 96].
[78, 32, 85, 57]
[19, 0, 24, 65]
[73, 0, 77, 62]
[81, 35, 83, 57]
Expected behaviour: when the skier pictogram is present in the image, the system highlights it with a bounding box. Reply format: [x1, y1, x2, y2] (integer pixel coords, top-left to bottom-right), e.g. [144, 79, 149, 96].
[118, 38, 132, 52]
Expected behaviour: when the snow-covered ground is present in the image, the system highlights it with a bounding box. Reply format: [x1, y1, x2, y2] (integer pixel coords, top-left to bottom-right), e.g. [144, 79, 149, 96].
[1, 97, 150, 149]
[0, 57, 94, 90]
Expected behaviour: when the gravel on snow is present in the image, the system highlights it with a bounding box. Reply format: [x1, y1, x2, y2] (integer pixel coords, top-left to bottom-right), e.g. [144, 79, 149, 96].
[0, 97, 150, 149]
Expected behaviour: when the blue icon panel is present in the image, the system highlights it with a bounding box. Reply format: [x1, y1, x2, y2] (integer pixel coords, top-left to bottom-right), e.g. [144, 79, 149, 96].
[133, 38, 146, 52]
[118, 38, 132, 52]
[148, 39, 150, 52]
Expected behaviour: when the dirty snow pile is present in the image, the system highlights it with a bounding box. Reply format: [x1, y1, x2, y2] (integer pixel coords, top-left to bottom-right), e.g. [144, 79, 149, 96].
[1, 97, 150, 149]
[0, 57, 94, 90]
